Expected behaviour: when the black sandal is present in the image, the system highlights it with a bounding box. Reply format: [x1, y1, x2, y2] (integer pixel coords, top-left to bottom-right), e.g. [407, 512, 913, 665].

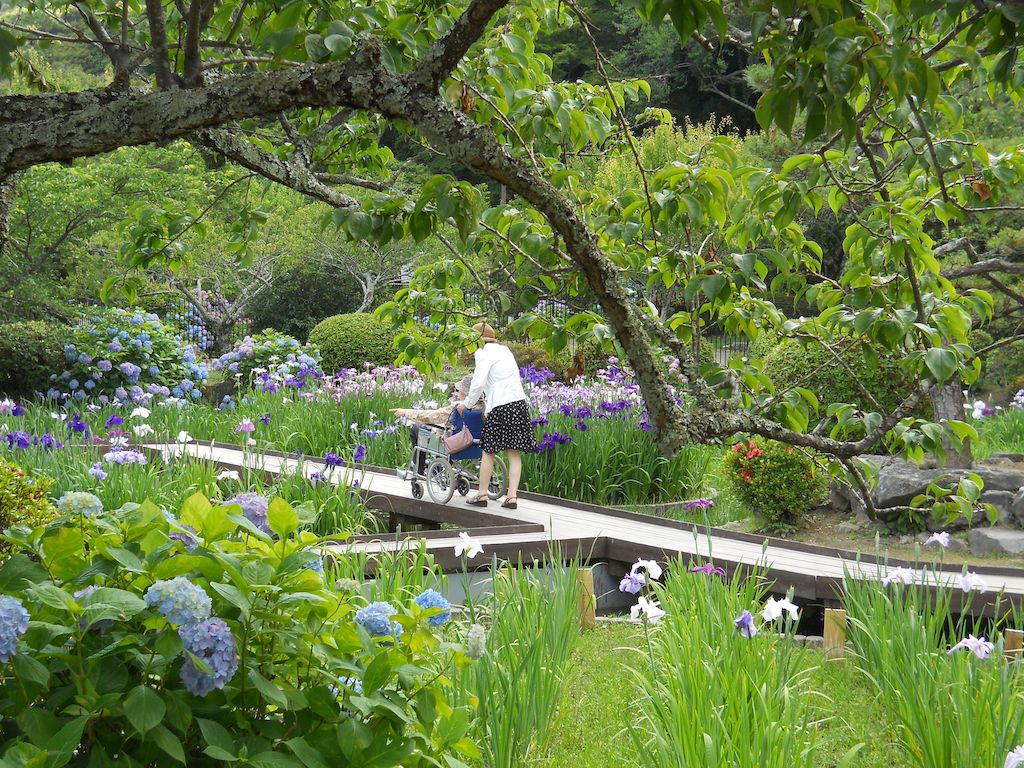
[501, 497, 518, 510]
[466, 495, 488, 507]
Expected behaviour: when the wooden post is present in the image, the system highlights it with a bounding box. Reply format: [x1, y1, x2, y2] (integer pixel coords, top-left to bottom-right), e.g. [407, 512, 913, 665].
[823, 608, 848, 658]
[1005, 629, 1023, 661]
[577, 567, 596, 630]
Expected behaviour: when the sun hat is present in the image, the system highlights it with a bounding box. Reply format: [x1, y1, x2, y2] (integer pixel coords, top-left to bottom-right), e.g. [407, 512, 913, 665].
[456, 374, 474, 394]
[472, 322, 496, 342]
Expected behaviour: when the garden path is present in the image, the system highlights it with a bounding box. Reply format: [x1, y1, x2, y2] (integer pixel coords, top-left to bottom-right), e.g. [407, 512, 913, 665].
[150, 442, 1024, 610]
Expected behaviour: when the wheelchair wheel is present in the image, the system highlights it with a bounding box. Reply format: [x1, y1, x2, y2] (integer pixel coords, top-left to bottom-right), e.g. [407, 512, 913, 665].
[456, 476, 471, 496]
[411, 482, 423, 500]
[487, 455, 509, 500]
[425, 458, 456, 504]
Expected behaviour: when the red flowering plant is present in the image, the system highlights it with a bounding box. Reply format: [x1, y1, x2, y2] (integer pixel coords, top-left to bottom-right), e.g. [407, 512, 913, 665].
[722, 437, 826, 532]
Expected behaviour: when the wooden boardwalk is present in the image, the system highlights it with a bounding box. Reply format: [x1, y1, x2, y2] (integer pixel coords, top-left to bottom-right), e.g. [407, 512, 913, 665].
[150, 442, 1024, 612]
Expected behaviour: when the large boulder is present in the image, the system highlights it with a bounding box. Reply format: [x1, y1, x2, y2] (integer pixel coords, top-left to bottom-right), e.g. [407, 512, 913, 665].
[967, 527, 1024, 556]
[830, 456, 1024, 531]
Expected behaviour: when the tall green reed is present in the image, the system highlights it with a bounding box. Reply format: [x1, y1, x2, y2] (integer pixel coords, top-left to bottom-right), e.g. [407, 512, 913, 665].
[843, 567, 1024, 768]
[628, 562, 828, 768]
[330, 538, 448, 602]
[455, 555, 582, 768]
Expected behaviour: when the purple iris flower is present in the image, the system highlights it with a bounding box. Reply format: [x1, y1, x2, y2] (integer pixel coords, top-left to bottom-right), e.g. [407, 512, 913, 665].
[324, 453, 344, 468]
[683, 498, 715, 511]
[4, 431, 31, 449]
[104, 414, 124, 429]
[353, 444, 366, 462]
[619, 571, 645, 594]
[691, 563, 726, 577]
[259, 413, 271, 426]
[37, 433, 63, 450]
[11, 404, 25, 417]
[69, 413, 89, 434]
[734, 610, 757, 638]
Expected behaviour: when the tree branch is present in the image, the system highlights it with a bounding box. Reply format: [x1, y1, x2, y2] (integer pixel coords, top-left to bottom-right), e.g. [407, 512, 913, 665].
[410, 0, 510, 91]
[145, 0, 179, 89]
[196, 129, 359, 209]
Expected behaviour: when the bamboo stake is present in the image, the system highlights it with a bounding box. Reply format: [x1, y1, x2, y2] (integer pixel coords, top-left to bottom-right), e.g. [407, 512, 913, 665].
[824, 608, 848, 658]
[1005, 629, 1023, 661]
[577, 567, 596, 630]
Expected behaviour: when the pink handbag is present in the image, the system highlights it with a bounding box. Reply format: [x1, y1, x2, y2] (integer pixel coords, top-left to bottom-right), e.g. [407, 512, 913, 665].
[443, 424, 474, 454]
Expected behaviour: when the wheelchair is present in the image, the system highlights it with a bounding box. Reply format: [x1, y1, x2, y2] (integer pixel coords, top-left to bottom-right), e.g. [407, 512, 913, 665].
[402, 409, 508, 504]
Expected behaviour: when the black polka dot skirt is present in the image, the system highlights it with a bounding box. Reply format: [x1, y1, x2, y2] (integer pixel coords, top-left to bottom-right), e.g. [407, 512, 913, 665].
[481, 400, 536, 454]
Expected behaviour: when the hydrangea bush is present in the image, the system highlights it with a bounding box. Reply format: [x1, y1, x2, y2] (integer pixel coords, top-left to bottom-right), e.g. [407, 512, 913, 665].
[0, 492, 480, 766]
[211, 329, 321, 390]
[48, 308, 208, 406]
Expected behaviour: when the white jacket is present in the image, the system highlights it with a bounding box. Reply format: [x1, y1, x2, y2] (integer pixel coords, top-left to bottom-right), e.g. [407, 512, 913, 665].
[464, 342, 527, 414]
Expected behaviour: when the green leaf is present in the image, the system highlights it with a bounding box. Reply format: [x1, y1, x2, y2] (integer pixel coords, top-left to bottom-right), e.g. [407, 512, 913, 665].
[198, 719, 236, 760]
[124, 686, 165, 736]
[267, 497, 299, 538]
[46, 715, 90, 765]
[248, 669, 290, 709]
[150, 724, 186, 764]
[923, 347, 957, 383]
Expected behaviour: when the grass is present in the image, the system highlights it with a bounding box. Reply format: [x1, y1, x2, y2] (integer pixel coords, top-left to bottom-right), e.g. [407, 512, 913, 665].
[535, 621, 912, 768]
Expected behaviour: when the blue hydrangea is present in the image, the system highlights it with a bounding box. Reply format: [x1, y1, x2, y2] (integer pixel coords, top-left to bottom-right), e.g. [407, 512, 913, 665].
[57, 492, 103, 518]
[0, 595, 30, 662]
[179, 618, 238, 697]
[355, 602, 402, 638]
[414, 589, 451, 627]
[144, 577, 212, 626]
[304, 551, 325, 574]
[225, 492, 270, 534]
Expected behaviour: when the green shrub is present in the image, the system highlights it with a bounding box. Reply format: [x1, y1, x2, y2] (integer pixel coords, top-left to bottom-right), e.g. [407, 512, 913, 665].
[506, 343, 560, 375]
[761, 336, 916, 415]
[746, 329, 780, 362]
[0, 493, 478, 765]
[721, 437, 826, 530]
[0, 459, 56, 558]
[0, 321, 69, 399]
[309, 313, 396, 373]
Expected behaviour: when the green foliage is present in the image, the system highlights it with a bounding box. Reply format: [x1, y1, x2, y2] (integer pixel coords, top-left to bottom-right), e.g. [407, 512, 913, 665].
[456, 560, 581, 768]
[762, 336, 916, 417]
[721, 437, 826, 530]
[249, 262, 361, 341]
[0, 321, 68, 399]
[504, 342, 561, 376]
[0, 459, 56, 557]
[843, 569, 1024, 768]
[53, 308, 206, 401]
[309, 313, 396, 373]
[980, 340, 1024, 392]
[630, 563, 827, 768]
[0, 494, 479, 767]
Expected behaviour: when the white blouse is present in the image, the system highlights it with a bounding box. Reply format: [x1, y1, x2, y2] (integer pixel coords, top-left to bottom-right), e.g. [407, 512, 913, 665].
[463, 342, 527, 414]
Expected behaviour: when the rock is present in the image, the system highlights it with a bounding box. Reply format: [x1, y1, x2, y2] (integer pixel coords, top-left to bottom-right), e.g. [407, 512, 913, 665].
[967, 527, 1024, 556]
[829, 484, 851, 513]
[836, 520, 862, 534]
[1010, 489, 1024, 528]
[985, 453, 1024, 466]
[202, 380, 236, 405]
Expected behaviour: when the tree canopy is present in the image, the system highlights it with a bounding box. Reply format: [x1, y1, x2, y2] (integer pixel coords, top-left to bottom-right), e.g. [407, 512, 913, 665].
[3, 0, 1024, 519]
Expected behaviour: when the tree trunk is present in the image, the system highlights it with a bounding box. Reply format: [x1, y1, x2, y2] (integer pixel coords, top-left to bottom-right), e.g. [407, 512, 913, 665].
[0, 174, 21, 257]
[932, 376, 973, 468]
[208, 318, 236, 357]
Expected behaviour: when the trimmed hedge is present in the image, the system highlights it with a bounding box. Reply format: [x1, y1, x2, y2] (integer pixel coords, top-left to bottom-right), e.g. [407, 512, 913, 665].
[308, 313, 396, 373]
[0, 321, 69, 399]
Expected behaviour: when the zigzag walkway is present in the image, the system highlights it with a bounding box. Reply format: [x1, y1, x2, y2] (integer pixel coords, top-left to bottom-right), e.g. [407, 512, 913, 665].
[149, 442, 1024, 612]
